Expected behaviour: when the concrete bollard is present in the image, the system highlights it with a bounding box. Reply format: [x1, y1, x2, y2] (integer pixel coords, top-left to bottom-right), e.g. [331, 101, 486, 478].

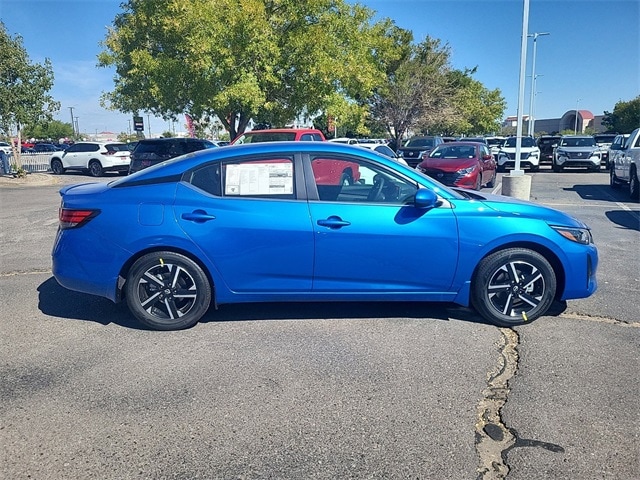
[501, 173, 532, 200]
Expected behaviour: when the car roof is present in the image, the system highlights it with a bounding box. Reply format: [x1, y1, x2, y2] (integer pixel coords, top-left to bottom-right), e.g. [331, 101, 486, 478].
[243, 128, 322, 134]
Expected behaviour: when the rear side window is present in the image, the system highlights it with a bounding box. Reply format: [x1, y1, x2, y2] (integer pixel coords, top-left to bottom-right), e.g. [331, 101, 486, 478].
[188, 157, 295, 199]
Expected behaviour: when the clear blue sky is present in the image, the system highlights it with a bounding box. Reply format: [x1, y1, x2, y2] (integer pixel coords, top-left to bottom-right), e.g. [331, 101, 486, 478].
[1, 0, 638, 135]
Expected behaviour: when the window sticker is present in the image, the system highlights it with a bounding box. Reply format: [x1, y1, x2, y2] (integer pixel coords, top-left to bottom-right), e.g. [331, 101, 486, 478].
[225, 162, 293, 195]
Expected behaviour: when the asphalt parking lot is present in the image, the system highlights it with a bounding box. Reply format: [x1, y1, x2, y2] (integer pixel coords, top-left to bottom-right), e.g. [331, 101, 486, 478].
[1, 168, 638, 479]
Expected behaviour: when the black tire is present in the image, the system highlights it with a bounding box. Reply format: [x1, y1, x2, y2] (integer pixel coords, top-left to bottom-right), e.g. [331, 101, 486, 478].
[51, 158, 65, 175]
[486, 171, 496, 188]
[471, 248, 556, 327]
[610, 168, 622, 189]
[552, 162, 563, 173]
[496, 164, 506, 173]
[88, 160, 103, 177]
[630, 166, 640, 201]
[125, 251, 212, 330]
[530, 165, 540, 172]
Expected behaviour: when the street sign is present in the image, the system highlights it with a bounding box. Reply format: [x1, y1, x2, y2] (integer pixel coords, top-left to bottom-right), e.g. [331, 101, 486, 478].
[133, 116, 144, 132]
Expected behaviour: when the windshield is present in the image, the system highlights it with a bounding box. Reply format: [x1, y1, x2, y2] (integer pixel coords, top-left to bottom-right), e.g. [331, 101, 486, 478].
[503, 137, 536, 148]
[486, 138, 504, 146]
[560, 137, 596, 147]
[406, 137, 434, 148]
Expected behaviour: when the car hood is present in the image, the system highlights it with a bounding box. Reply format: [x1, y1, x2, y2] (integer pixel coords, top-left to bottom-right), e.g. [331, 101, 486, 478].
[453, 189, 589, 229]
[419, 158, 478, 171]
[500, 146, 539, 153]
[557, 146, 598, 153]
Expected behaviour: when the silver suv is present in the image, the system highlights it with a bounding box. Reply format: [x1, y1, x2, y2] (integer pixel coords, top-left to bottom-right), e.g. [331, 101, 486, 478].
[552, 136, 602, 172]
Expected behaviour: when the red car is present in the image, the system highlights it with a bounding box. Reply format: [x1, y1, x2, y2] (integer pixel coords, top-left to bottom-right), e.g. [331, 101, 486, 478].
[231, 128, 325, 144]
[416, 141, 497, 190]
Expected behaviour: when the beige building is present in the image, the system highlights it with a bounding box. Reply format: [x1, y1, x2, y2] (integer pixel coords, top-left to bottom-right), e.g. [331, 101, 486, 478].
[504, 110, 606, 135]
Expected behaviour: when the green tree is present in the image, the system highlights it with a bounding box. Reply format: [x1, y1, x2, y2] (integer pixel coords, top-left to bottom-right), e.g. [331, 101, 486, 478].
[602, 96, 640, 133]
[368, 36, 453, 146]
[431, 68, 506, 136]
[24, 119, 74, 141]
[0, 22, 59, 174]
[98, 0, 396, 140]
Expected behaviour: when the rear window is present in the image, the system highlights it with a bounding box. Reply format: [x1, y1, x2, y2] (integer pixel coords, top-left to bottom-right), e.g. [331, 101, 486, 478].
[105, 143, 129, 152]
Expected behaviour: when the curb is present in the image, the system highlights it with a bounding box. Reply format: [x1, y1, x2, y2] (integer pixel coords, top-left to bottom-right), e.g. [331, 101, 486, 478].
[0, 173, 61, 187]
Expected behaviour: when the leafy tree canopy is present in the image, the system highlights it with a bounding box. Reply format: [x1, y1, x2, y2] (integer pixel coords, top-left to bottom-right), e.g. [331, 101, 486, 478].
[0, 21, 59, 164]
[602, 96, 640, 133]
[98, 0, 405, 139]
[24, 119, 74, 140]
[368, 36, 453, 145]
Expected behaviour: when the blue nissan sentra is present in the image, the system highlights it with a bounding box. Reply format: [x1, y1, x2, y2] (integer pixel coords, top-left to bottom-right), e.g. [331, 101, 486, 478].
[52, 141, 598, 330]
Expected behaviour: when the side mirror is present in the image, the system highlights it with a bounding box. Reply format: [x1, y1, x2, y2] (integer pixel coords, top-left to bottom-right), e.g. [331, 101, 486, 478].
[414, 188, 439, 209]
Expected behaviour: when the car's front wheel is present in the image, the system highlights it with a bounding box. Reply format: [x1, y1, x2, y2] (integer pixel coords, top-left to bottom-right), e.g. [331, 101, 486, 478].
[552, 161, 563, 173]
[51, 159, 65, 175]
[471, 248, 556, 327]
[125, 251, 212, 330]
[88, 160, 103, 177]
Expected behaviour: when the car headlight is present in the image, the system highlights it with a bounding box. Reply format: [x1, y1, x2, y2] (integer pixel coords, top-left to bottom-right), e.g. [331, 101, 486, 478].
[551, 226, 593, 245]
[458, 166, 476, 175]
[416, 165, 426, 173]
[556, 149, 567, 157]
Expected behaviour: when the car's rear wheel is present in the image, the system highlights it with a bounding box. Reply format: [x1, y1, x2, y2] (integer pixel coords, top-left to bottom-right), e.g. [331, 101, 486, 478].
[88, 160, 103, 177]
[471, 248, 556, 327]
[51, 159, 65, 175]
[610, 168, 622, 189]
[125, 251, 212, 330]
[629, 166, 640, 201]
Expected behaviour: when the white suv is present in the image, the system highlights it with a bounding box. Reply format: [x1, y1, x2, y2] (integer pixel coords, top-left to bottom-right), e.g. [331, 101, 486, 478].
[0, 141, 12, 155]
[497, 137, 540, 172]
[50, 142, 131, 177]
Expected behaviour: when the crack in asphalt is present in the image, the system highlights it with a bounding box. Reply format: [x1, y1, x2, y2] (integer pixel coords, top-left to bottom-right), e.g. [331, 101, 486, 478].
[475, 327, 519, 479]
[560, 311, 640, 327]
[0, 269, 52, 277]
[475, 327, 570, 480]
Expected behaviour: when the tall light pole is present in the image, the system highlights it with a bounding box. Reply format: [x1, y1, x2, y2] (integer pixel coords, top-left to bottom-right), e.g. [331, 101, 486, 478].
[68, 106, 75, 136]
[574, 99, 581, 134]
[527, 32, 549, 137]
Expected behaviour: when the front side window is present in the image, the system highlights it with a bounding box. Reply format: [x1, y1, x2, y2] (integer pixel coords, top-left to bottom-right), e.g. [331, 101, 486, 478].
[310, 155, 417, 204]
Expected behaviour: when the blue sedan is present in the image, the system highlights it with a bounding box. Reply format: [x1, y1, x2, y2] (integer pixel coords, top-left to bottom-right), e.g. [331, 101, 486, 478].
[52, 141, 598, 330]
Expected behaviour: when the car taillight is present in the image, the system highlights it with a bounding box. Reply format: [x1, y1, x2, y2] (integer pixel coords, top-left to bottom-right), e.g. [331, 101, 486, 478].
[59, 208, 99, 229]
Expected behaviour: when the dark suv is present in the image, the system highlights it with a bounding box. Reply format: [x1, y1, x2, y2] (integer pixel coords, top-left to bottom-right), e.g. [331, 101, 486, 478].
[129, 137, 218, 174]
[397, 136, 445, 168]
[537, 135, 561, 163]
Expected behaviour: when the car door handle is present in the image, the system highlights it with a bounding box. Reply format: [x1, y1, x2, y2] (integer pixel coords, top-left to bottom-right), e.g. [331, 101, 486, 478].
[181, 210, 216, 223]
[317, 216, 351, 229]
